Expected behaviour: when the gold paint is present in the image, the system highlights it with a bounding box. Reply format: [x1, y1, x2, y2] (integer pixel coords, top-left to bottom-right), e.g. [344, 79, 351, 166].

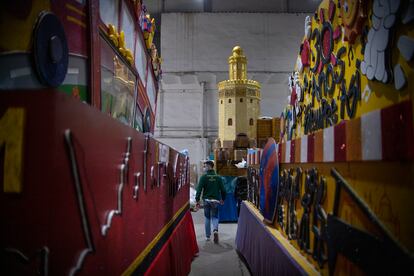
[0, 108, 25, 193]
[66, 16, 86, 28]
[218, 46, 261, 141]
[104, 26, 134, 65]
[65, 3, 86, 17]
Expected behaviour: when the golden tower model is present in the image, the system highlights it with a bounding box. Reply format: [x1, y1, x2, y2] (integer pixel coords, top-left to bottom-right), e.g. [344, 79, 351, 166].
[218, 46, 261, 142]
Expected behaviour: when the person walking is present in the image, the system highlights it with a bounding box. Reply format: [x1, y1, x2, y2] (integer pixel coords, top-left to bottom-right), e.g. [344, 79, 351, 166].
[196, 160, 226, 243]
[234, 176, 248, 216]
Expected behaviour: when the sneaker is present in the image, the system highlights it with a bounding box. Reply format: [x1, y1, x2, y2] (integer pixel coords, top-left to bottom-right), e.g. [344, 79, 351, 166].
[206, 237, 211, 241]
[213, 231, 219, 243]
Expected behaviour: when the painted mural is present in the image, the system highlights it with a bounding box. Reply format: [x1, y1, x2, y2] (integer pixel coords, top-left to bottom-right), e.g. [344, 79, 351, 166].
[271, 0, 414, 275]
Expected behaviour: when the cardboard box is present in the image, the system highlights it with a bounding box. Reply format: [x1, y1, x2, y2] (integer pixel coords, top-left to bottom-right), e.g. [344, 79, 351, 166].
[223, 140, 234, 149]
[234, 149, 247, 161]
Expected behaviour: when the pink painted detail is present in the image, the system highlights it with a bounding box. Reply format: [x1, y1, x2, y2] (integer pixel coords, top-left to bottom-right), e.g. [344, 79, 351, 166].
[331, 53, 337, 65]
[317, 59, 324, 74]
[329, 0, 336, 21]
[323, 28, 331, 58]
[319, 8, 325, 23]
[333, 26, 342, 40]
[301, 40, 311, 66]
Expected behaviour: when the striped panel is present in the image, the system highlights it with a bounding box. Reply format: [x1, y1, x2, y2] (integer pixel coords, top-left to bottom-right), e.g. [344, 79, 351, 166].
[294, 138, 301, 163]
[314, 131, 324, 162]
[361, 109, 382, 161]
[275, 100, 413, 164]
[334, 121, 346, 162]
[285, 140, 291, 163]
[346, 117, 362, 161]
[323, 126, 334, 162]
[301, 136, 308, 163]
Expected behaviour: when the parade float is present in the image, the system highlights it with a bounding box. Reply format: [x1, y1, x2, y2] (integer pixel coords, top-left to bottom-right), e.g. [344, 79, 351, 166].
[0, 0, 196, 275]
[237, 0, 414, 274]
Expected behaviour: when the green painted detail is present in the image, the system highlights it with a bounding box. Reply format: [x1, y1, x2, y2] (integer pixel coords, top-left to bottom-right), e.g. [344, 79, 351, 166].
[101, 91, 114, 114]
[58, 85, 88, 102]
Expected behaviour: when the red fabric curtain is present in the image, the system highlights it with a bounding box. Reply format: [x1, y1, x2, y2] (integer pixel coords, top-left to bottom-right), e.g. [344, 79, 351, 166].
[145, 211, 199, 276]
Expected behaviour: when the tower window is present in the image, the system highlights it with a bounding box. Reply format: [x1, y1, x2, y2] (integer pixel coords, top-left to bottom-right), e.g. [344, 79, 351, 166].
[250, 118, 254, 126]
[228, 118, 233, 126]
[240, 98, 243, 102]
[228, 99, 232, 103]
[221, 100, 223, 104]
[250, 99, 253, 103]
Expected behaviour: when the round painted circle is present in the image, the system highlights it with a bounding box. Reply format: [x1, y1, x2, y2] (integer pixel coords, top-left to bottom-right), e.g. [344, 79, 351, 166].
[259, 138, 279, 223]
[33, 11, 68, 87]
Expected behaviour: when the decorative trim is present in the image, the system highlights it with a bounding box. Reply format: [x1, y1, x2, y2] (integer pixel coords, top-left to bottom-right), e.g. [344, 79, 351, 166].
[278, 100, 413, 163]
[101, 164, 126, 236]
[133, 172, 140, 199]
[64, 130, 94, 275]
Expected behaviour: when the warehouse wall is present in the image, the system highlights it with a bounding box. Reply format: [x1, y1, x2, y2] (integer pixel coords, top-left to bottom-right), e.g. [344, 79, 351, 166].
[155, 12, 308, 173]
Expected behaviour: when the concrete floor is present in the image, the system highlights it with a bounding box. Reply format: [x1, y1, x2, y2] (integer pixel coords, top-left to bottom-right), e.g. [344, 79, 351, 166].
[189, 209, 250, 276]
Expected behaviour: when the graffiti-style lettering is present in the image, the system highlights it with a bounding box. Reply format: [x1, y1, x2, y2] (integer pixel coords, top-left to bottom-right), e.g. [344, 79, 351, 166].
[286, 168, 302, 240]
[311, 29, 321, 73]
[340, 70, 361, 119]
[312, 176, 327, 267]
[298, 169, 317, 253]
[334, 46, 346, 84]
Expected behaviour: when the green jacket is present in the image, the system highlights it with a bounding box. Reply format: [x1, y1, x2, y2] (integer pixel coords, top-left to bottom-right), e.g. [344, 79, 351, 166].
[195, 170, 226, 202]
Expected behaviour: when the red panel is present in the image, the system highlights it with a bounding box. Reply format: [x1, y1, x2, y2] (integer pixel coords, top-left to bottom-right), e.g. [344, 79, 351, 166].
[290, 140, 295, 163]
[381, 100, 414, 161]
[0, 91, 195, 275]
[334, 121, 347, 162]
[52, 0, 88, 56]
[307, 134, 315, 162]
[278, 143, 282, 164]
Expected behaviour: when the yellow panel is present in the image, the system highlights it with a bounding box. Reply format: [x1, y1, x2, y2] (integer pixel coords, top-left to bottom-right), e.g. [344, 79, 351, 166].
[283, 0, 414, 141]
[279, 162, 414, 275]
[0, 0, 51, 52]
[0, 108, 25, 193]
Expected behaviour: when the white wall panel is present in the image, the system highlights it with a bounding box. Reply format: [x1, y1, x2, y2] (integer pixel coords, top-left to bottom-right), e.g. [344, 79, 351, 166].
[156, 12, 308, 171]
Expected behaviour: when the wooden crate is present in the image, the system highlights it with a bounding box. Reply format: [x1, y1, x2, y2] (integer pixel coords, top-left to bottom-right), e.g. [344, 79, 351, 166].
[257, 119, 273, 139]
[214, 148, 233, 161]
[235, 133, 249, 148]
[222, 140, 234, 149]
[216, 163, 247, 177]
[272, 118, 281, 143]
